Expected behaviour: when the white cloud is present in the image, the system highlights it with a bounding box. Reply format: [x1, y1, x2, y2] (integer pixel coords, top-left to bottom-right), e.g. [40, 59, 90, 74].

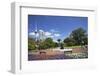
[29, 32, 35, 35]
[45, 32, 52, 36]
[29, 30, 61, 39]
[36, 33, 39, 37]
[47, 35, 54, 38]
[53, 39, 58, 42]
[54, 33, 61, 37]
[39, 29, 44, 32]
[29, 32, 39, 37]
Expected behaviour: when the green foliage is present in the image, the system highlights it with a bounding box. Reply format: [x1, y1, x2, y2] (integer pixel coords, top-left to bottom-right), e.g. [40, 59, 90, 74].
[71, 27, 87, 45]
[54, 42, 59, 47]
[39, 38, 56, 50]
[64, 27, 88, 46]
[57, 39, 61, 43]
[28, 37, 58, 51]
[64, 37, 75, 46]
[28, 38, 36, 51]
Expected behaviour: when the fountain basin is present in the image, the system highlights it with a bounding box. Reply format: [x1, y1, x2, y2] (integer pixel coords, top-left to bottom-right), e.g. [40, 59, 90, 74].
[53, 48, 72, 52]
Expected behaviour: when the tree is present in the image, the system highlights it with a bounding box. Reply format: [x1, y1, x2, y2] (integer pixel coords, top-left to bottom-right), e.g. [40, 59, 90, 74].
[45, 38, 54, 48]
[71, 27, 87, 46]
[57, 39, 61, 43]
[28, 38, 36, 51]
[81, 34, 88, 45]
[39, 38, 55, 50]
[64, 37, 75, 46]
[54, 42, 59, 47]
[64, 27, 88, 46]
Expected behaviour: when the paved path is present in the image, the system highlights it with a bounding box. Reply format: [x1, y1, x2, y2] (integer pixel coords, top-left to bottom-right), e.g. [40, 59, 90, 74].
[28, 53, 73, 61]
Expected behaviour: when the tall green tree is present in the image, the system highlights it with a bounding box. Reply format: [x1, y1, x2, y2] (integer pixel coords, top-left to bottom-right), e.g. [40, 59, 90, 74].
[64, 27, 88, 46]
[71, 27, 87, 46]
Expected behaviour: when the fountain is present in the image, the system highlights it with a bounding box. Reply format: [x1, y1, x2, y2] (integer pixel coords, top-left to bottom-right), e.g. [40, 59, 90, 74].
[53, 48, 72, 52]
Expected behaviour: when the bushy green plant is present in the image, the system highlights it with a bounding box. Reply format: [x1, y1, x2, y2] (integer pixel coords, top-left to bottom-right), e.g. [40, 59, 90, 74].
[28, 38, 36, 51]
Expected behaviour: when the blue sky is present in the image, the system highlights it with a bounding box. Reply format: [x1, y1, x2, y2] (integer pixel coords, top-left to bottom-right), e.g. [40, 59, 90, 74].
[28, 15, 88, 42]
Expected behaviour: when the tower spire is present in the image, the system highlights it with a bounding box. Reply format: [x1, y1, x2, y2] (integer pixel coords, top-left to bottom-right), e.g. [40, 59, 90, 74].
[34, 21, 38, 42]
[35, 21, 38, 32]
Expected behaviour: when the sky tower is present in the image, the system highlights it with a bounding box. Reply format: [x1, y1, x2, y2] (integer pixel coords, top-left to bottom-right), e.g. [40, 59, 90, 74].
[34, 22, 38, 42]
[34, 22, 39, 51]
